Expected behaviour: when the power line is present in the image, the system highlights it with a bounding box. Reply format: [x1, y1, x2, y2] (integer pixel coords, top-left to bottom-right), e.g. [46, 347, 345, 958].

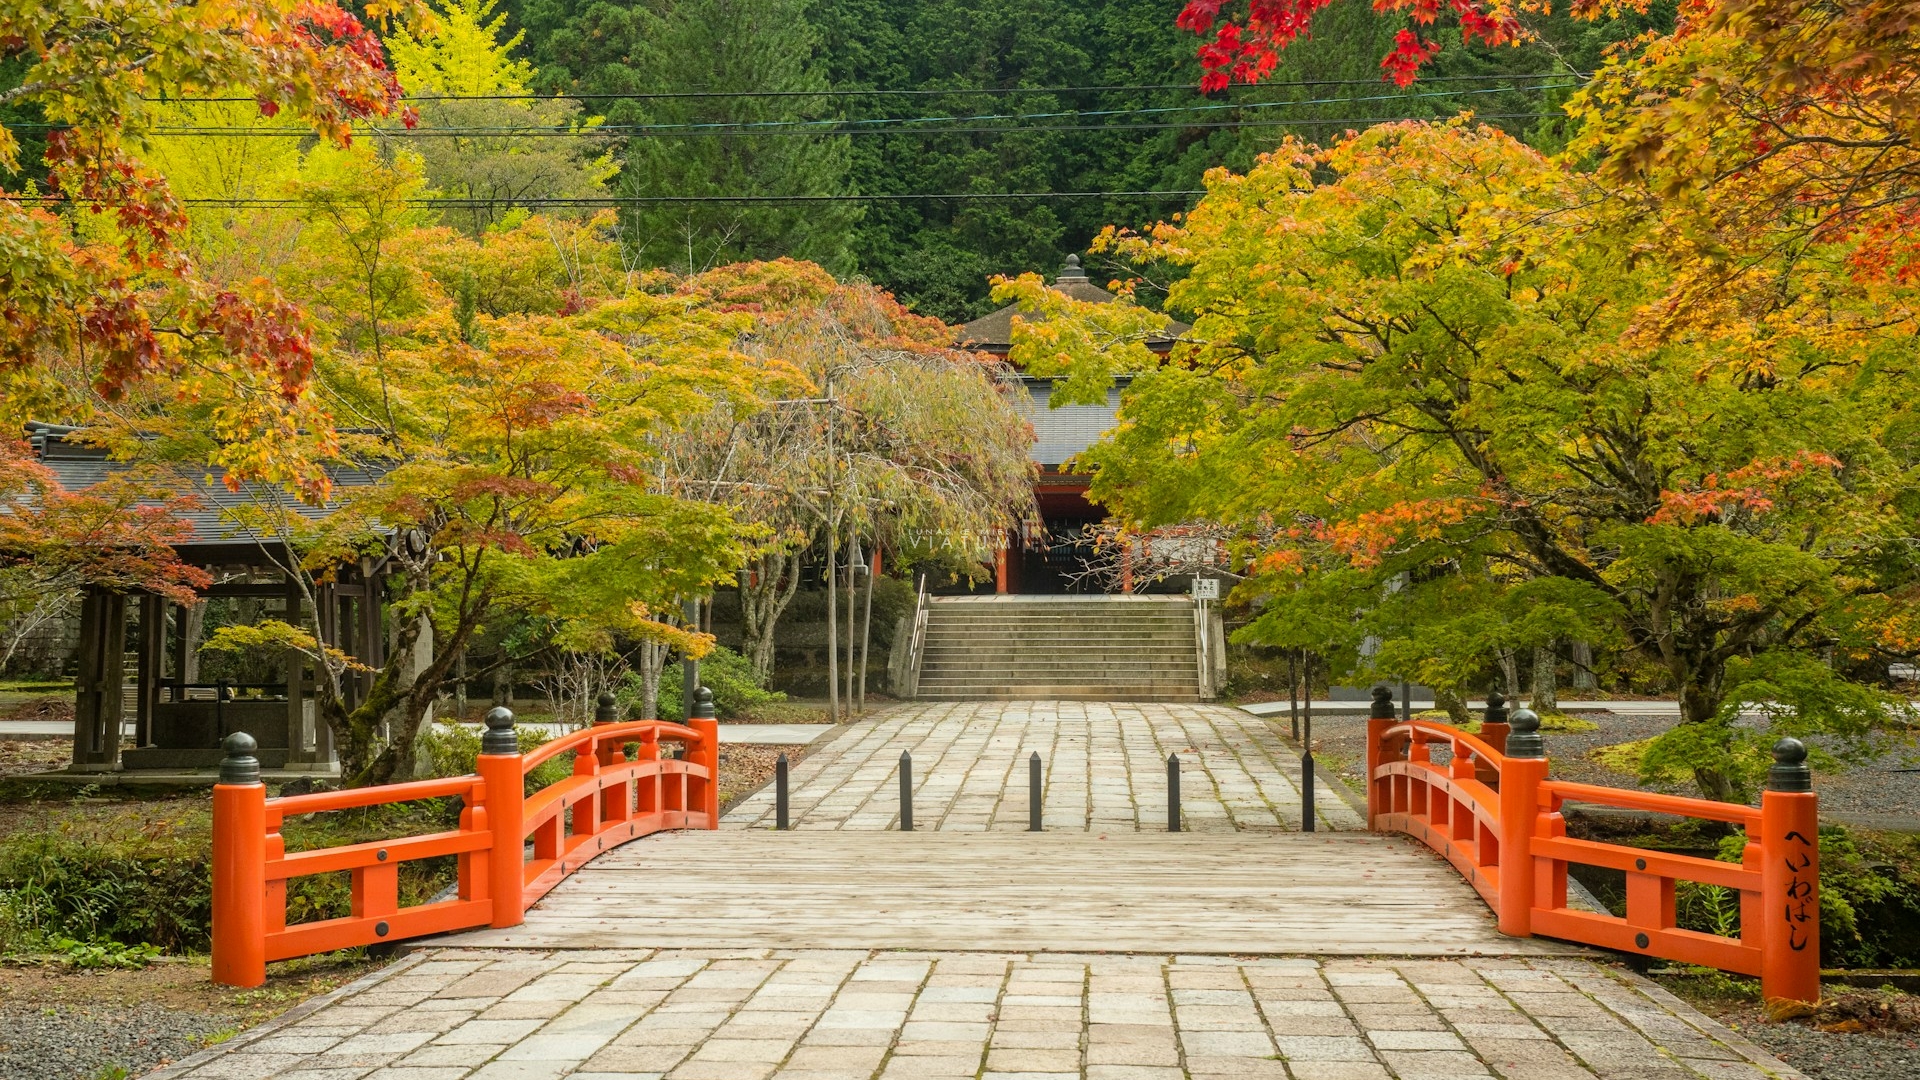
[55, 83, 1577, 140]
[147, 71, 1591, 104]
[18, 190, 1210, 207]
[90, 111, 1562, 140]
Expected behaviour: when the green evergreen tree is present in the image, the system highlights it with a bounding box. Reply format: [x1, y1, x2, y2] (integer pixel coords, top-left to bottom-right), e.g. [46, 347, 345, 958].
[534, 0, 856, 273]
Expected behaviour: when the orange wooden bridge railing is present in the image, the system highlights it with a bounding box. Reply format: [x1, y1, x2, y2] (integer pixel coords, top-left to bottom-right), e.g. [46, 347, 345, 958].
[211, 690, 721, 988]
[1365, 687, 1821, 1004]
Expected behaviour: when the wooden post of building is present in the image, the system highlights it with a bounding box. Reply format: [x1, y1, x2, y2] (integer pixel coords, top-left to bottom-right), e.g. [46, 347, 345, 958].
[135, 593, 165, 749]
[995, 540, 1010, 595]
[72, 586, 127, 771]
[284, 572, 307, 765]
[169, 601, 191, 706]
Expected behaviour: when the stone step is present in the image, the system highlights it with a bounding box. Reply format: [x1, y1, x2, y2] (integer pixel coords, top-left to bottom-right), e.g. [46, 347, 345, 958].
[925, 614, 1190, 622]
[919, 662, 1198, 675]
[917, 638, 1190, 645]
[912, 597, 1204, 701]
[916, 689, 1204, 701]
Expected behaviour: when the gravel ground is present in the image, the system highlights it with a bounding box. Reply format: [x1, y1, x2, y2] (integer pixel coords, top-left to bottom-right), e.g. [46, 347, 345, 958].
[1672, 990, 1920, 1080]
[0, 960, 373, 1080]
[1736, 1020, 1920, 1079]
[0, 999, 239, 1080]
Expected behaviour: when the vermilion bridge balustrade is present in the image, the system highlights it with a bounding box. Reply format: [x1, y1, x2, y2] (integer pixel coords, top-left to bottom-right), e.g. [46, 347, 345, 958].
[211, 692, 720, 988]
[1365, 687, 1821, 1004]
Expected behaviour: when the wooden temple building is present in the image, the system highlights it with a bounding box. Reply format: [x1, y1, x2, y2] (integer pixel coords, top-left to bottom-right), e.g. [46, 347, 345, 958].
[24, 423, 389, 774]
[957, 255, 1187, 593]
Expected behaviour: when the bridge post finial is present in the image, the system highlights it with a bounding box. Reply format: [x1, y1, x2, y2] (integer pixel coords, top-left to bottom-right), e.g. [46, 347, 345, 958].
[595, 691, 620, 725]
[693, 686, 716, 720]
[482, 706, 518, 755]
[1483, 690, 1508, 727]
[1505, 706, 1545, 759]
[219, 731, 260, 786]
[1767, 737, 1812, 793]
[1368, 685, 1395, 720]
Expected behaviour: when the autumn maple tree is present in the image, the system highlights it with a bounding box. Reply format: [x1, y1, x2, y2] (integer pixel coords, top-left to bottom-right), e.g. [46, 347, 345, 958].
[0, 0, 429, 493]
[0, 0, 443, 628]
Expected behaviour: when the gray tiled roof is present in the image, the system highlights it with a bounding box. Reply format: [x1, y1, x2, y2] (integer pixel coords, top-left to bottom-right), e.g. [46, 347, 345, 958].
[24, 423, 384, 554]
[958, 255, 1190, 350]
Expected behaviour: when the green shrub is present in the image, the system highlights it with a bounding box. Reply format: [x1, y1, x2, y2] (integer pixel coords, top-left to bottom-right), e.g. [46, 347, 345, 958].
[0, 794, 484, 956]
[417, 720, 572, 790]
[636, 645, 786, 721]
[0, 809, 215, 953]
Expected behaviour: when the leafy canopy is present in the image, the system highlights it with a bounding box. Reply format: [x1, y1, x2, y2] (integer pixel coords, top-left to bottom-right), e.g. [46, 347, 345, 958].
[1023, 119, 1920, 799]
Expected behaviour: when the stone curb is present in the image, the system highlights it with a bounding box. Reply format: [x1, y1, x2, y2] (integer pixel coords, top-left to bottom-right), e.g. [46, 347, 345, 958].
[1614, 966, 1812, 1079]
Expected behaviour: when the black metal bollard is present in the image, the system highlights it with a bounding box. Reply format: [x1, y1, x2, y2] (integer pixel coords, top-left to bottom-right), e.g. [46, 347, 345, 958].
[1302, 653, 1316, 833]
[775, 752, 789, 831]
[899, 750, 913, 831]
[1167, 753, 1181, 833]
[1029, 751, 1043, 832]
[1301, 751, 1316, 833]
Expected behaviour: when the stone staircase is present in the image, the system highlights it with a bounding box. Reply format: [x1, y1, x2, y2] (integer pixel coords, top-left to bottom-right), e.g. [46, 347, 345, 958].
[912, 597, 1204, 701]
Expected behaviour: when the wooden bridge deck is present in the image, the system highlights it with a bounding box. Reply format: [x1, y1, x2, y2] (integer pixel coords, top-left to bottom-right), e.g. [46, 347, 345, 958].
[437, 830, 1582, 956]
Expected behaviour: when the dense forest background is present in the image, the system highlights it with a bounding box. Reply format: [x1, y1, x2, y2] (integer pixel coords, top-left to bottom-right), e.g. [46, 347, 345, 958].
[497, 0, 1671, 320]
[4, 0, 1670, 323]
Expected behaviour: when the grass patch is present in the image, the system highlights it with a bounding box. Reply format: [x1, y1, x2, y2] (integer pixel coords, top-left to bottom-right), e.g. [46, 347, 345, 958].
[1652, 966, 1762, 1004]
[1589, 736, 1666, 779]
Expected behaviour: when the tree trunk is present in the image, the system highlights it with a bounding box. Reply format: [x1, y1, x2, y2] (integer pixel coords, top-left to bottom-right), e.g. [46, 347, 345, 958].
[454, 649, 467, 719]
[844, 531, 858, 716]
[638, 640, 668, 720]
[1434, 685, 1473, 727]
[1569, 640, 1596, 690]
[740, 544, 806, 687]
[1678, 672, 1737, 802]
[858, 548, 876, 710]
[1497, 647, 1521, 701]
[492, 659, 513, 707]
[1531, 643, 1559, 714]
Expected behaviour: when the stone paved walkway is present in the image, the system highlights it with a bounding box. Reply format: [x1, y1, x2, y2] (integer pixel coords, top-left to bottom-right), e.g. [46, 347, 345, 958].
[722, 701, 1366, 832]
[156, 951, 1802, 1080]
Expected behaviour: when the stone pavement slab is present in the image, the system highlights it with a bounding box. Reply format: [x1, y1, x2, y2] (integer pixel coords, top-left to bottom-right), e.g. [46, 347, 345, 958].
[152, 951, 1806, 1080]
[722, 700, 1365, 832]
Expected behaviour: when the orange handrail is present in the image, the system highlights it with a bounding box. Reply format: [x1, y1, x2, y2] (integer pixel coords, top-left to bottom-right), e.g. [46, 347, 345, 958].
[211, 693, 722, 988]
[1539, 780, 1764, 829]
[1361, 687, 1820, 1005]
